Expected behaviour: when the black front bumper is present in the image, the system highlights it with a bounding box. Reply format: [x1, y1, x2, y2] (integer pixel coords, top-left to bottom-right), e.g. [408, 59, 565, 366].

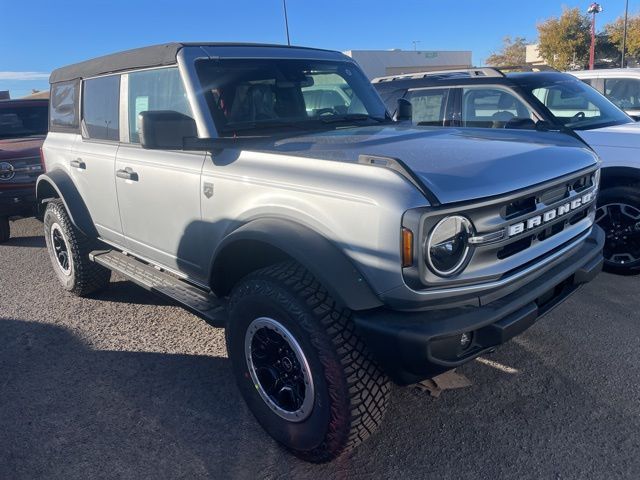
[354, 226, 604, 385]
[0, 187, 37, 217]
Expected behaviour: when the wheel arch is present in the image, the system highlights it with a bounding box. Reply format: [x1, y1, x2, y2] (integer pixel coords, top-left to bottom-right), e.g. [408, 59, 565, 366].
[36, 170, 98, 238]
[209, 218, 383, 311]
[600, 166, 640, 191]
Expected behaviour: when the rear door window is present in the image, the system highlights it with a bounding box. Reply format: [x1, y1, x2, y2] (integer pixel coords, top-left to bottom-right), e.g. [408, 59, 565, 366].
[82, 75, 120, 141]
[406, 88, 449, 126]
[604, 78, 640, 110]
[462, 87, 533, 128]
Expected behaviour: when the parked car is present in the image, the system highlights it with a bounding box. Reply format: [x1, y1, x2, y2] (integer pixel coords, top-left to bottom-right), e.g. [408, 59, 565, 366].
[373, 68, 640, 274]
[0, 98, 48, 242]
[570, 68, 640, 119]
[39, 43, 603, 462]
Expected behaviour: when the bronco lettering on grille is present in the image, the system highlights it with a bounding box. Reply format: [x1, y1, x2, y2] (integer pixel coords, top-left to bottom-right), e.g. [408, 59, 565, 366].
[508, 191, 595, 237]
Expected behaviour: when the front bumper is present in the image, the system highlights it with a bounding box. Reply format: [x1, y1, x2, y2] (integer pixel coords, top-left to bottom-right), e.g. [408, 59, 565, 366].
[354, 226, 604, 385]
[0, 186, 37, 217]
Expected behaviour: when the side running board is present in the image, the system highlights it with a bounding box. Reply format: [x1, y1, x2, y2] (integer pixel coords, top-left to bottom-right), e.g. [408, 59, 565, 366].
[90, 249, 226, 327]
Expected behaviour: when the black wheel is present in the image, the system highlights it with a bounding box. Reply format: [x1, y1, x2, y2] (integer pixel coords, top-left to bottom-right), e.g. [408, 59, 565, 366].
[596, 186, 640, 275]
[226, 262, 390, 463]
[0, 216, 9, 243]
[43, 199, 111, 295]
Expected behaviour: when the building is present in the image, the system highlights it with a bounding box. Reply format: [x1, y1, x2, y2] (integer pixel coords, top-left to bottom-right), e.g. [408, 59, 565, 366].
[343, 49, 473, 79]
[525, 44, 547, 67]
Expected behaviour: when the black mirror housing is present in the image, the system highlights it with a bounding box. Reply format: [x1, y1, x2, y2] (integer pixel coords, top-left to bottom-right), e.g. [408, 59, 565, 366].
[395, 98, 413, 122]
[139, 110, 197, 150]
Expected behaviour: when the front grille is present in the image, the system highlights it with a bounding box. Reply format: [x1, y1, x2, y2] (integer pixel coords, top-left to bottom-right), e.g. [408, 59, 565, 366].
[0, 156, 42, 185]
[413, 168, 599, 289]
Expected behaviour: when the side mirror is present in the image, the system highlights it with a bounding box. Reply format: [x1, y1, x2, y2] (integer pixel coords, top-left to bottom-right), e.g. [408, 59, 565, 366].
[394, 98, 413, 122]
[139, 111, 197, 150]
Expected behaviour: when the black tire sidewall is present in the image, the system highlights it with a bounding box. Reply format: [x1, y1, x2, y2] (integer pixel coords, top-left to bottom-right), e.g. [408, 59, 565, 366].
[43, 203, 77, 289]
[227, 281, 343, 453]
[597, 186, 640, 274]
[0, 216, 9, 243]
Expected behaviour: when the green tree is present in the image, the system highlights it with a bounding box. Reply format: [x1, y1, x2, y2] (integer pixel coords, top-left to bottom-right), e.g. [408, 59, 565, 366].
[537, 7, 591, 70]
[486, 36, 528, 66]
[605, 13, 640, 63]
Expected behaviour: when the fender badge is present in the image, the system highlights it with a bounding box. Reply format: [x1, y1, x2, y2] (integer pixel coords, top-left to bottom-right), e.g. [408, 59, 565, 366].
[203, 182, 214, 198]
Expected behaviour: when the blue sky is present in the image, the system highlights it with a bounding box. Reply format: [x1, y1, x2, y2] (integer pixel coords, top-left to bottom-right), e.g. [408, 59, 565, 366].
[0, 0, 634, 97]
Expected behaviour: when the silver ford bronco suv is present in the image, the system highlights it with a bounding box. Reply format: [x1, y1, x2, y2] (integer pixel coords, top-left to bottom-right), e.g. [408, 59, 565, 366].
[39, 43, 604, 462]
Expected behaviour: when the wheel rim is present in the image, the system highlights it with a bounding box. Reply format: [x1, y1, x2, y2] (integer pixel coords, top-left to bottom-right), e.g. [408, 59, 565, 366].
[596, 203, 640, 266]
[244, 317, 314, 422]
[50, 222, 71, 275]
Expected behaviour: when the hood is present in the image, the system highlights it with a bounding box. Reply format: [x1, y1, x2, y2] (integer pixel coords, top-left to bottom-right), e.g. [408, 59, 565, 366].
[576, 121, 640, 150]
[264, 126, 598, 205]
[0, 135, 45, 162]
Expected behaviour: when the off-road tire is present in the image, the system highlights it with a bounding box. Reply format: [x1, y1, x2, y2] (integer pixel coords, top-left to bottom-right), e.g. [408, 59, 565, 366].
[597, 186, 640, 275]
[0, 216, 9, 243]
[226, 261, 390, 463]
[43, 199, 111, 295]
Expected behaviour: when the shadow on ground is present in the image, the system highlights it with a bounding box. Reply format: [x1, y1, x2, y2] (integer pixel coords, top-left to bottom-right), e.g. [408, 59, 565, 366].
[2, 315, 640, 480]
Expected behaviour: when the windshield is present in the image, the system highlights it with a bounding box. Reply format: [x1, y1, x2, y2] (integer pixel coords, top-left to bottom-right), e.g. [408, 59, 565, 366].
[0, 104, 48, 139]
[526, 77, 632, 130]
[195, 58, 389, 136]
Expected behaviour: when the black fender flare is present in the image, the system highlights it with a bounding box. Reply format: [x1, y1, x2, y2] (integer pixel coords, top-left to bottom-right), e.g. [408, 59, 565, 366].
[209, 218, 383, 311]
[36, 170, 98, 238]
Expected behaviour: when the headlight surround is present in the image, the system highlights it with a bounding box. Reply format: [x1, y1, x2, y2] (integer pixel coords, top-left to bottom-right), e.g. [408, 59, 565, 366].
[425, 215, 473, 277]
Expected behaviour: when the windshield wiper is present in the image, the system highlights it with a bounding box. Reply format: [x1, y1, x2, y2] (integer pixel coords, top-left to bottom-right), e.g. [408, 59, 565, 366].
[319, 114, 387, 124]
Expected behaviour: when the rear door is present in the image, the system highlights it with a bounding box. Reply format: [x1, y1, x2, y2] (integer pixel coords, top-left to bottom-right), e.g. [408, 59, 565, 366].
[73, 74, 124, 244]
[115, 67, 207, 279]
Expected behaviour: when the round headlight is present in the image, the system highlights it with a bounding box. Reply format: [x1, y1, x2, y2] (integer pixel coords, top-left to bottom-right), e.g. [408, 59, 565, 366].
[426, 216, 473, 277]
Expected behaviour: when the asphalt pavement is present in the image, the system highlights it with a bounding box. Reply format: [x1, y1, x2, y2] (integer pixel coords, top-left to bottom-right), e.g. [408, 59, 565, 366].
[1, 218, 639, 480]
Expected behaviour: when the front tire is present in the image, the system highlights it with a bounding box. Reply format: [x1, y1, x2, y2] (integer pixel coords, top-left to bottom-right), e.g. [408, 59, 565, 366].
[43, 199, 111, 295]
[226, 262, 390, 463]
[0, 216, 9, 243]
[596, 186, 640, 275]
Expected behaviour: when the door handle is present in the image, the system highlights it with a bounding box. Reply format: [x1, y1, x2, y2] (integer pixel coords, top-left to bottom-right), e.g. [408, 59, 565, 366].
[116, 168, 139, 181]
[70, 159, 86, 169]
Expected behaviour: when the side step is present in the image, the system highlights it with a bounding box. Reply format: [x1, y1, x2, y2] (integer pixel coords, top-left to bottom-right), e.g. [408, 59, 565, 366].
[90, 249, 227, 327]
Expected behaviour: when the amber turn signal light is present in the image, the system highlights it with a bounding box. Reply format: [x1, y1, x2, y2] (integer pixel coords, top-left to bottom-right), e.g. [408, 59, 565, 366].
[402, 227, 414, 267]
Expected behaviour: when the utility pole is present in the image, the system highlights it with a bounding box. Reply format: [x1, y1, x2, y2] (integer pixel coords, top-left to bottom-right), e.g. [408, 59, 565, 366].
[621, 0, 629, 68]
[587, 3, 603, 70]
[412, 40, 421, 51]
[283, 0, 291, 46]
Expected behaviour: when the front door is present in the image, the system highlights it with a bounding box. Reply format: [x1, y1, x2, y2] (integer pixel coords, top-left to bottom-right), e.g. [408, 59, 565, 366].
[114, 67, 207, 279]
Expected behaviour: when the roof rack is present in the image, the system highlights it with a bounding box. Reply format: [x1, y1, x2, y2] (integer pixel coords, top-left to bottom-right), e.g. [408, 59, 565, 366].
[371, 67, 505, 83]
[494, 65, 559, 73]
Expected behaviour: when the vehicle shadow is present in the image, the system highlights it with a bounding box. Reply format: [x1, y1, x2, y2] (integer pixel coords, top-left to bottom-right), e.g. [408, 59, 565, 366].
[1, 235, 45, 248]
[93, 279, 174, 307]
[3, 314, 640, 480]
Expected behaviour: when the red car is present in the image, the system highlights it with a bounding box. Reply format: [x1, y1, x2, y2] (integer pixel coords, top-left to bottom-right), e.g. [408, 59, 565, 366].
[0, 98, 48, 242]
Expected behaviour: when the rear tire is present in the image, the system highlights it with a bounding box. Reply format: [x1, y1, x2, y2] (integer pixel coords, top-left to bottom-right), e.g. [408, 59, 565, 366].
[43, 199, 111, 295]
[0, 216, 9, 243]
[596, 186, 640, 275]
[226, 261, 390, 463]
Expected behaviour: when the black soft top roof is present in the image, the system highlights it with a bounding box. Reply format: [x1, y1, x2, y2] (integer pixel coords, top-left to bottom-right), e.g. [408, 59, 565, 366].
[50, 42, 336, 84]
